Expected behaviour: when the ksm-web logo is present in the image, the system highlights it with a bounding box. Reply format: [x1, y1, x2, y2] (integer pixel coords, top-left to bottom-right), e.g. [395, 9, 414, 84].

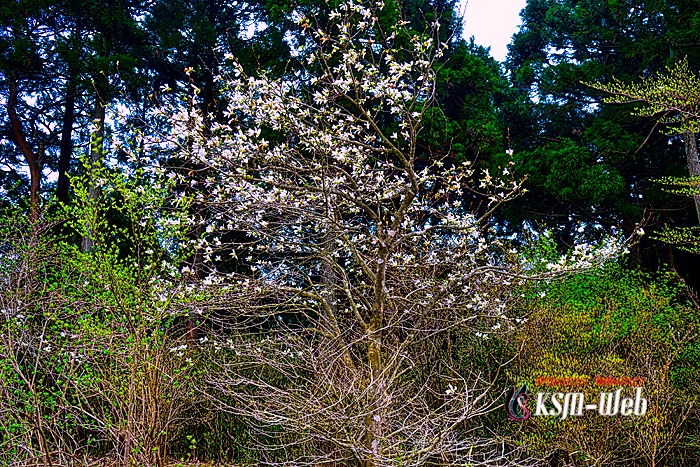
[506, 382, 648, 421]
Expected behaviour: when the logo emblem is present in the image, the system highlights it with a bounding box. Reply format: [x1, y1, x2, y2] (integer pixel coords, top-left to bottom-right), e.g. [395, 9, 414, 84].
[506, 383, 530, 421]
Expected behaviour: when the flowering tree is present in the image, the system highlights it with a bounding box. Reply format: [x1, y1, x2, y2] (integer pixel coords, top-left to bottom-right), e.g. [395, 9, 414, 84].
[162, 1, 622, 465]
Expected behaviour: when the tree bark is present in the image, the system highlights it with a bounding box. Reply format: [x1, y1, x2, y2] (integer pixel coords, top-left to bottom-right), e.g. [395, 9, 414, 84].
[6, 76, 42, 222]
[81, 79, 107, 252]
[622, 216, 643, 267]
[683, 130, 700, 225]
[364, 246, 388, 467]
[57, 72, 77, 203]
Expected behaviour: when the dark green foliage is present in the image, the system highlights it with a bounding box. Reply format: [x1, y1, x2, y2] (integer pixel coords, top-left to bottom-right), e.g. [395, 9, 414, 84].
[517, 139, 626, 205]
[503, 0, 700, 276]
[430, 40, 506, 163]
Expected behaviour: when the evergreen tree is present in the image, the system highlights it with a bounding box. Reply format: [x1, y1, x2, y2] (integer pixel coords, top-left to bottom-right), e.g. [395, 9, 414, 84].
[504, 0, 700, 275]
[591, 59, 700, 253]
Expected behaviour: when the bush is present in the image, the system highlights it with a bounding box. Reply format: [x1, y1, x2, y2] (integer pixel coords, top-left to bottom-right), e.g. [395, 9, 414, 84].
[507, 265, 700, 466]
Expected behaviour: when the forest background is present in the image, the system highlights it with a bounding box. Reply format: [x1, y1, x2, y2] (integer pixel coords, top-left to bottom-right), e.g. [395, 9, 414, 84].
[1, 0, 700, 466]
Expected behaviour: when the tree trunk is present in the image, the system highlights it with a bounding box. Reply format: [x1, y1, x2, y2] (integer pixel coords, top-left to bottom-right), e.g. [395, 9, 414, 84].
[57, 72, 77, 203]
[365, 336, 383, 467]
[622, 216, 643, 268]
[683, 130, 700, 224]
[81, 80, 107, 252]
[364, 246, 388, 467]
[6, 76, 42, 222]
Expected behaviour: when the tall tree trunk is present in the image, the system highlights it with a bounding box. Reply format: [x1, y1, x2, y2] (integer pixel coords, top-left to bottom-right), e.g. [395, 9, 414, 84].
[364, 246, 388, 467]
[57, 72, 77, 203]
[6, 76, 42, 222]
[683, 130, 700, 224]
[365, 335, 383, 467]
[81, 79, 107, 252]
